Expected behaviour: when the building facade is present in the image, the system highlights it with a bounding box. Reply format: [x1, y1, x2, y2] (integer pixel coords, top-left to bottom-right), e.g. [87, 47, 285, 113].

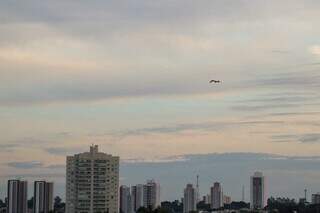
[7, 180, 28, 213]
[183, 184, 196, 213]
[250, 171, 266, 209]
[33, 181, 54, 213]
[120, 186, 131, 213]
[66, 145, 119, 213]
[210, 182, 223, 209]
[131, 184, 144, 212]
[143, 180, 160, 210]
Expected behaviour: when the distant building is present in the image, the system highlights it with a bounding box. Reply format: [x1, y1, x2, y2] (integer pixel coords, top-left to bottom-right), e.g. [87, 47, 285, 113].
[143, 180, 160, 210]
[7, 180, 28, 213]
[210, 182, 223, 209]
[66, 145, 119, 213]
[131, 184, 144, 212]
[203, 194, 211, 205]
[312, 193, 320, 204]
[183, 184, 197, 213]
[120, 185, 132, 213]
[223, 195, 231, 205]
[33, 181, 54, 213]
[250, 171, 266, 209]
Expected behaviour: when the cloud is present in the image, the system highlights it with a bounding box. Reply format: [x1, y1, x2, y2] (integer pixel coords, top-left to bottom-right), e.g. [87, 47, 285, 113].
[266, 112, 320, 117]
[309, 45, 320, 56]
[7, 161, 43, 169]
[5, 161, 65, 170]
[95, 120, 284, 138]
[123, 156, 188, 164]
[300, 134, 320, 143]
[46, 164, 65, 169]
[271, 133, 320, 143]
[271, 50, 291, 54]
[0, 1, 320, 107]
[45, 147, 85, 156]
[0, 143, 20, 152]
[231, 103, 297, 112]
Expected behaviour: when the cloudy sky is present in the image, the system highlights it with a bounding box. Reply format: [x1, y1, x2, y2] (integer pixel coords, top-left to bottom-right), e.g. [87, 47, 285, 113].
[0, 0, 320, 200]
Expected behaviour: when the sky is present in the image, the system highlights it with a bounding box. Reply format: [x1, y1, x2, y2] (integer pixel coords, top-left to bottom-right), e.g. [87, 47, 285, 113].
[0, 0, 320, 201]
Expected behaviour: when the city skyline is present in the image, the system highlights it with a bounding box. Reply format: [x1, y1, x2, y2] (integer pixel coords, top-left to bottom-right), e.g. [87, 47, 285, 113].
[2, 151, 320, 203]
[1, 0, 320, 209]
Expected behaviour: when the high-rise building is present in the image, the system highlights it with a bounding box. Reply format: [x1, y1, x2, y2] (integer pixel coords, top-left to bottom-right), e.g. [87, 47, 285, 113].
[250, 171, 266, 209]
[7, 180, 28, 213]
[131, 184, 144, 212]
[183, 184, 196, 213]
[120, 185, 132, 213]
[196, 175, 200, 204]
[33, 181, 54, 213]
[203, 194, 211, 205]
[143, 180, 160, 210]
[66, 145, 119, 213]
[210, 182, 223, 209]
[312, 193, 320, 204]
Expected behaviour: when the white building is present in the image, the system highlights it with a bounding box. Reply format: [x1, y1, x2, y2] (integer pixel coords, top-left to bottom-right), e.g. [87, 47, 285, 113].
[250, 171, 266, 209]
[120, 185, 132, 213]
[131, 184, 144, 212]
[66, 145, 119, 213]
[210, 182, 223, 209]
[143, 180, 160, 210]
[33, 181, 54, 213]
[183, 184, 197, 213]
[7, 180, 28, 213]
[312, 193, 320, 204]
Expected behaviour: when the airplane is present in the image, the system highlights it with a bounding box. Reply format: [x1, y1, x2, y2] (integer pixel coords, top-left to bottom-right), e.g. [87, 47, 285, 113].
[209, 80, 221, 83]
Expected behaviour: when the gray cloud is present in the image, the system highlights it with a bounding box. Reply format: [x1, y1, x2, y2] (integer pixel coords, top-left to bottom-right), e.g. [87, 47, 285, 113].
[231, 103, 298, 112]
[45, 147, 85, 156]
[300, 134, 320, 143]
[93, 120, 284, 138]
[266, 112, 320, 117]
[271, 133, 320, 143]
[271, 50, 291, 54]
[0, 1, 320, 106]
[7, 161, 43, 169]
[0, 143, 20, 152]
[46, 164, 65, 169]
[5, 161, 65, 170]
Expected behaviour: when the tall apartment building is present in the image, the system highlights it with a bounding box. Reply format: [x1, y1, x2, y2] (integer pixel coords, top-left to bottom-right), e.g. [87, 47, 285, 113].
[120, 185, 131, 213]
[250, 171, 266, 209]
[66, 145, 119, 213]
[183, 184, 196, 213]
[7, 180, 28, 213]
[143, 180, 160, 210]
[131, 184, 144, 212]
[33, 181, 54, 213]
[210, 182, 223, 209]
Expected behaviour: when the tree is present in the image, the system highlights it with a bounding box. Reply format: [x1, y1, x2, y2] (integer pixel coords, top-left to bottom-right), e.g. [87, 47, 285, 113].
[28, 197, 34, 210]
[54, 196, 65, 213]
